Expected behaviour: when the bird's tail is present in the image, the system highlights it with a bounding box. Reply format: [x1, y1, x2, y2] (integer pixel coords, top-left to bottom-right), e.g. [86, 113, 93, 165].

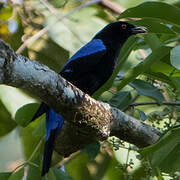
[41, 128, 57, 176]
[41, 109, 64, 176]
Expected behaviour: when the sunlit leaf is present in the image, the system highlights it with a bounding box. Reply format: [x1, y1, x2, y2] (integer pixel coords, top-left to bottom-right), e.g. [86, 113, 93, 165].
[150, 60, 180, 77]
[0, 24, 10, 39]
[45, 7, 107, 53]
[0, 85, 35, 117]
[0, 5, 12, 20]
[32, 116, 45, 137]
[0, 100, 16, 137]
[20, 124, 44, 160]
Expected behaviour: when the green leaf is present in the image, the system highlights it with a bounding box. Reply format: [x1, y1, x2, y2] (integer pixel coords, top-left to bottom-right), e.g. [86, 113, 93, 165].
[130, 79, 164, 104]
[150, 59, 180, 77]
[119, 2, 180, 26]
[66, 153, 92, 180]
[0, 172, 12, 180]
[104, 156, 124, 180]
[170, 45, 180, 70]
[49, 0, 68, 8]
[20, 125, 43, 160]
[117, 46, 172, 90]
[81, 141, 100, 161]
[140, 127, 180, 174]
[0, 100, 16, 137]
[143, 71, 173, 85]
[171, 25, 180, 34]
[129, 19, 176, 35]
[15, 103, 40, 127]
[137, 109, 147, 121]
[27, 165, 42, 180]
[32, 116, 45, 137]
[45, 7, 107, 53]
[0, 5, 12, 20]
[47, 168, 73, 180]
[0, 85, 36, 118]
[171, 77, 180, 90]
[8, 168, 24, 180]
[157, 168, 164, 180]
[109, 91, 132, 111]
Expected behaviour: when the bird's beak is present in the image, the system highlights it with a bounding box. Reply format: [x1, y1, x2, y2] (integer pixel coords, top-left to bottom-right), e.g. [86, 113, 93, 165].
[131, 26, 147, 34]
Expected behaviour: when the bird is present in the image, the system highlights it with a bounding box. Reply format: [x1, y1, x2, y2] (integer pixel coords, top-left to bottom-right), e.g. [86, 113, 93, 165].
[31, 21, 147, 176]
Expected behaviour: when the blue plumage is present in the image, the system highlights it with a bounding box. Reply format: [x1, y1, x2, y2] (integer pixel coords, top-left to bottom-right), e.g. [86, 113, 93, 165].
[62, 39, 105, 74]
[65, 39, 106, 64]
[41, 110, 64, 175]
[31, 21, 147, 176]
[46, 109, 64, 141]
[64, 69, 73, 73]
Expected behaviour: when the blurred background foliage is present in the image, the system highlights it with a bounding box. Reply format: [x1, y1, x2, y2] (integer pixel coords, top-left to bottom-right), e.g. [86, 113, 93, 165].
[0, 0, 180, 179]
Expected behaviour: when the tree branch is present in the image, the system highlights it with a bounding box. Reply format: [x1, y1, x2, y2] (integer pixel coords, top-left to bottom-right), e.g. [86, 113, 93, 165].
[0, 40, 161, 156]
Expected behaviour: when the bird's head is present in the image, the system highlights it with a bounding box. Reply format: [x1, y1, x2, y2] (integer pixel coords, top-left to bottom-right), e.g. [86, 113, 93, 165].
[94, 21, 147, 45]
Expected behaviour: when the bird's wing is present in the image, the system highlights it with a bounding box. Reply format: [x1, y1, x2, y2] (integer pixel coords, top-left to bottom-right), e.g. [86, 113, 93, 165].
[60, 39, 107, 95]
[61, 39, 106, 74]
[65, 39, 106, 66]
[41, 109, 64, 176]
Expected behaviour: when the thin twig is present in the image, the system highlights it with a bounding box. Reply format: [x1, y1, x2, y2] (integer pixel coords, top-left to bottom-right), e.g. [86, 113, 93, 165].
[16, 0, 101, 53]
[130, 101, 180, 107]
[100, 0, 125, 15]
[28, 136, 45, 162]
[40, 0, 58, 15]
[40, 0, 85, 44]
[55, 151, 80, 169]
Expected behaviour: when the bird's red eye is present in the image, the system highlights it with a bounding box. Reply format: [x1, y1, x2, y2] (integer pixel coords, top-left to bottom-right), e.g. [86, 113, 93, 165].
[121, 24, 127, 29]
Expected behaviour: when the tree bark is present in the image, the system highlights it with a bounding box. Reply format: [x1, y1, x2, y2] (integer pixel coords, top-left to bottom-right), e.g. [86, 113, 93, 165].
[0, 40, 161, 156]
